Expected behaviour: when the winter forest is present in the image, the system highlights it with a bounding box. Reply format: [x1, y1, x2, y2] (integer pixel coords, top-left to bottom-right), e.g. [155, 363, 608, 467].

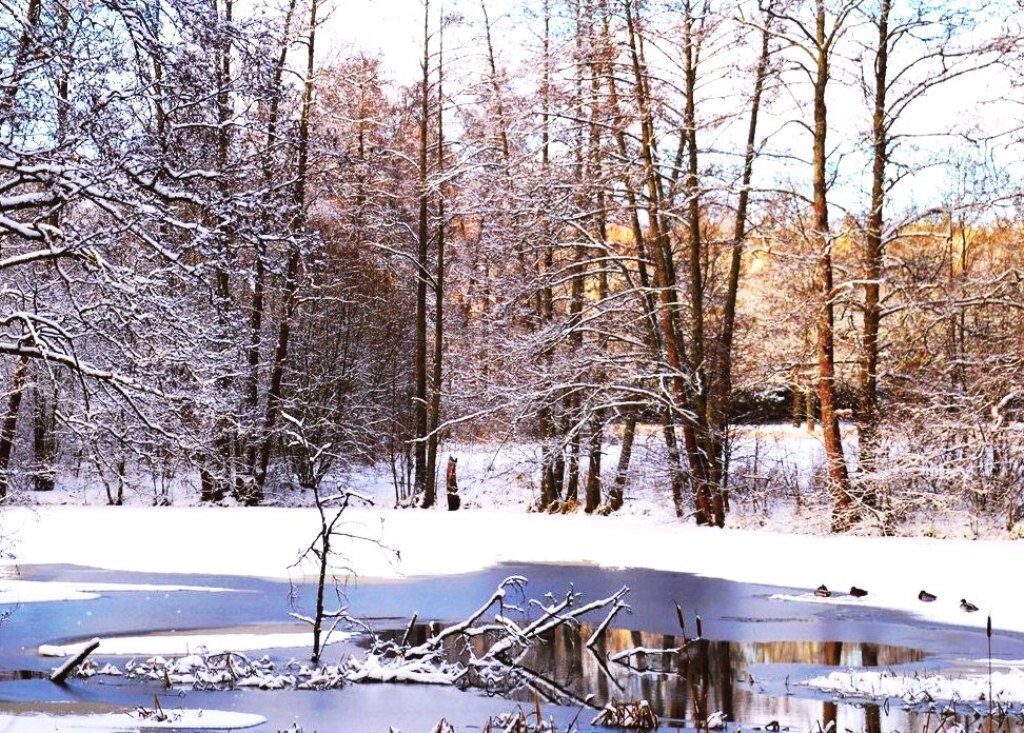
[4, 0, 1024, 536]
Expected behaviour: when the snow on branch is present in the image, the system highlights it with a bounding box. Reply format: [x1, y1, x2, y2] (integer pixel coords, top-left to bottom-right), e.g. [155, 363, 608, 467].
[346, 577, 630, 706]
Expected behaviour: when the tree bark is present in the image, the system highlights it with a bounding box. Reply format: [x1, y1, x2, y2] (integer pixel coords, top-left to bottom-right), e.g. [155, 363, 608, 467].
[536, 0, 560, 511]
[243, 0, 298, 492]
[584, 413, 603, 513]
[0, 0, 42, 118]
[0, 355, 29, 499]
[50, 638, 100, 684]
[859, 0, 890, 506]
[681, 0, 718, 525]
[424, 15, 446, 510]
[811, 0, 854, 531]
[624, 0, 711, 523]
[254, 0, 318, 503]
[708, 5, 774, 523]
[608, 410, 636, 512]
[445, 456, 460, 510]
[32, 381, 56, 491]
[413, 0, 431, 504]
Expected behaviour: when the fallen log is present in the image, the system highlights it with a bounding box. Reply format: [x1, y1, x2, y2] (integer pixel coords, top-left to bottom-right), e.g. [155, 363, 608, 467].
[50, 637, 100, 684]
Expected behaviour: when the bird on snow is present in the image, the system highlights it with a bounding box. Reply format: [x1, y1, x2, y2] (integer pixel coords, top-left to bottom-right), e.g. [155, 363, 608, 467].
[849, 586, 868, 598]
[814, 584, 831, 598]
[707, 712, 728, 729]
[764, 721, 781, 732]
[918, 590, 937, 602]
[960, 598, 979, 612]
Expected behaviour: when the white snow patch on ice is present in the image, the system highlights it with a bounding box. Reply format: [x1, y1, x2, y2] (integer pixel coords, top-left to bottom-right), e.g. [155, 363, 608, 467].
[0, 709, 265, 731]
[770, 592, 876, 606]
[803, 667, 1024, 707]
[39, 631, 355, 657]
[0, 580, 232, 605]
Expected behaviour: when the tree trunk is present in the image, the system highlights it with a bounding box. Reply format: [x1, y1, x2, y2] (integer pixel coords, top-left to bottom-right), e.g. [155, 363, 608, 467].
[681, 0, 719, 526]
[32, 381, 56, 491]
[624, 0, 711, 523]
[244, 248, 265, 481]
[0, 355, 29, 499]
[50, 638, 100, 684]
[535, 1, 559, 507]
[242, 0, 298, 497]
[254, 0, 318, 504]
[413, 0, 431, 503]
[565, 418, 581, 504]
[858, 0, 890, 510]
[311, 517, 329, 663]
[424, 19, 446, 510]
[584, 412, 603, 513]
[663, 413, 687, 518]
[708, 5, 774, 525]
[445, 456, 460, 510]
[811, 1, 854, 531]
[0, 0, 43, 117]
[213, 0, 237, 500]
[552, 410, 566, 500]
[608, 410, 636, 512]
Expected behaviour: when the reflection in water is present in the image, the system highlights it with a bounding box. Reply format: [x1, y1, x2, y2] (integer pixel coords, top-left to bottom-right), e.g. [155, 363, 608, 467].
[528, 627, 923, 726]
[452, 626, 925, 720]
[0, 671, 46, 682]
[380, 623, 1024, 733]
[7, 563, 1023, 733]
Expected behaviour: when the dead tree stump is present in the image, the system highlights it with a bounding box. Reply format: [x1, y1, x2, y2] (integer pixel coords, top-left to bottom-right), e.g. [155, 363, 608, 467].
[446, 456, 460, 511]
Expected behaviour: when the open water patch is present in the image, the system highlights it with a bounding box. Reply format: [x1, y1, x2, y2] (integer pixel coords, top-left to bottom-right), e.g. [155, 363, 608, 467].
[2, 563, 1024, 732]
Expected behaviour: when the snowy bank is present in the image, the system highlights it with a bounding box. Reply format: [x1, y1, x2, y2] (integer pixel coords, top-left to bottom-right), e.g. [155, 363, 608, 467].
[0, 579, 232, 604]
[803, 667, 1024, 711]
[39, 631, 354, 657]
[2, 506, 1022, 635]
[0, 709, 265, 731]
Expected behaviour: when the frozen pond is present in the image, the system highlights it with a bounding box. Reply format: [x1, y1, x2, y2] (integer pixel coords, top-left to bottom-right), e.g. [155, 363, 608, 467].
[1, 563, 1021, 731]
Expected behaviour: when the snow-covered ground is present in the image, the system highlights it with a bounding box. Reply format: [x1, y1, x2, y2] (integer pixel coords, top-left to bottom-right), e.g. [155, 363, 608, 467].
[0, 425, 1017, 633]
[15, 424, 1003, 538]
[803, 665, 1024, 709]
[8, 425, 839, 523]
[0, 579, 232, 604]
[4, 426, 1024, 724]
[38, 631, 354, 658]
[0, 709, 265, 731]
[1, 502, 1021, 636]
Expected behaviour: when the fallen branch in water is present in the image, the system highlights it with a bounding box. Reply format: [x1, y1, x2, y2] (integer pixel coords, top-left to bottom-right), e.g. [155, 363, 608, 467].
[77, 577, 632, 707]
[603, 604, 704, 676]
[352, 576, 630, 706]
[50, 637, 100, 684]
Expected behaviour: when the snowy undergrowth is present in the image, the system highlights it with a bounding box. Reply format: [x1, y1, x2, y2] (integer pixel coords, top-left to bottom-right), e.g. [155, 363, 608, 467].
[4, 425, 1020, 540]
[4, 426, 1024, 639]
[70, 651, 361, 691]
[5, 425, 843, 523]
